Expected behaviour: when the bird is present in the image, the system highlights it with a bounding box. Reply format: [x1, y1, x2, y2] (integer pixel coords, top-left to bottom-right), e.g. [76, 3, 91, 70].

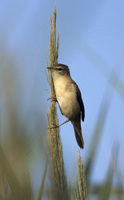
[47, 63, 85, 148]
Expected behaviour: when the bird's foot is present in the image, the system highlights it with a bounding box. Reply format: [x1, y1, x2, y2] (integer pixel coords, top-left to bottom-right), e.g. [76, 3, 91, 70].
[48, 118, 70, 129]
[47, 96, 57, 102]
[48, 124, 59, 129]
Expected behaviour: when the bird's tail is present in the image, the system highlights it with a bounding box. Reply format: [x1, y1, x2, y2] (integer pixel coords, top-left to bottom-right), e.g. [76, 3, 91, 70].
[71, 118, 84, 149]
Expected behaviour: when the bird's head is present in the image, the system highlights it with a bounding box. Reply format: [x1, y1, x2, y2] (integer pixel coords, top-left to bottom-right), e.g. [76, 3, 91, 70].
[47, 63, 70, 78]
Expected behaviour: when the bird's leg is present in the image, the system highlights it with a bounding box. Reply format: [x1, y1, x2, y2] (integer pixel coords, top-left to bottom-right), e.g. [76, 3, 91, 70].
[47, 96, 57, 102]
[48, 118, 70, 129]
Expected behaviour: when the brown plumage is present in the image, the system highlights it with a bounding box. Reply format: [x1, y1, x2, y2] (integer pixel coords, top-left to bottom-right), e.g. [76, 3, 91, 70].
[47, 63, 85, 148]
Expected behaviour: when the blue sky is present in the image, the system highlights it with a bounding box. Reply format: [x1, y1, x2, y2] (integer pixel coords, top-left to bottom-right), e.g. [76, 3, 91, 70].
[0, 0, 124, 189]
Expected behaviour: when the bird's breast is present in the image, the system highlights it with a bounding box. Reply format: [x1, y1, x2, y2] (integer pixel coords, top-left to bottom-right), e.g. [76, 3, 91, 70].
[54, 77, 80, 119]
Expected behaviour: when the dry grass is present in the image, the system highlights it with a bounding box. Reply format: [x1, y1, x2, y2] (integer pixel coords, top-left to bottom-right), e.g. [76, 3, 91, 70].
[75, 151, 86, 200]
[47, 6, 69, 200]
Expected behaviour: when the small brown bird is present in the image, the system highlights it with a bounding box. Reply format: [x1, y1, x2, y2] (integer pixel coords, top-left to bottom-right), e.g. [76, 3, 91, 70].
[47, 64, 85, 148]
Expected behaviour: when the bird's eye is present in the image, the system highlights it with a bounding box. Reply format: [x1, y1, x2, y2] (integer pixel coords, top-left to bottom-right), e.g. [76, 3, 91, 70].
[58, 68, 62, 71]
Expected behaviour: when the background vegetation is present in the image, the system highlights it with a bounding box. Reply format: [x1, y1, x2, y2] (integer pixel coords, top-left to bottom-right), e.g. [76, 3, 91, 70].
[0, 3, 124, 200]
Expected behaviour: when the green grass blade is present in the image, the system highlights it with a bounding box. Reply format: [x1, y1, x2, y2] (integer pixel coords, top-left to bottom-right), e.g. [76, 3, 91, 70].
[85, 89, 113, 184]
[37, 157, 48, 200]
[98, 145, 119, 200]
[0, 144, 24, 200]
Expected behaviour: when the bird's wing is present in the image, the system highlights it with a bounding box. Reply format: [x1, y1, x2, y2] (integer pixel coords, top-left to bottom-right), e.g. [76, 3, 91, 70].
[72, 80, 85, 121]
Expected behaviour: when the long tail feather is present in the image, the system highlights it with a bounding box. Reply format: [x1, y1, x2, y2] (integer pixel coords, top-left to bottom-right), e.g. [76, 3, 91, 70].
[71, 119, 84, 148]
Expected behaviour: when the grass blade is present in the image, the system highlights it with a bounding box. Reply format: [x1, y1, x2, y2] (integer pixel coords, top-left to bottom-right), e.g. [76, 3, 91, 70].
[75, 151, 86, 200]
[0, 144, 24, 200]
[85, 88, 113, 184]
[37, 157, 48, 200]
[47, 6, 69, 200]
[98, 145, 119, 199]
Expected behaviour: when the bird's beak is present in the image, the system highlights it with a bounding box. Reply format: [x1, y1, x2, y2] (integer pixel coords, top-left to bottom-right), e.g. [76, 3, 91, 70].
[47, 67, 56, 70]
[47, 67, 53, 70]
